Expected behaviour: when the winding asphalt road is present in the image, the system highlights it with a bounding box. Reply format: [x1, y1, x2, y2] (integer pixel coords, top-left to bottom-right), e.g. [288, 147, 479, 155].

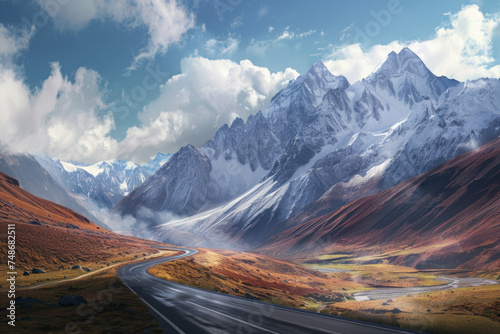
[118, 248, 420, 334]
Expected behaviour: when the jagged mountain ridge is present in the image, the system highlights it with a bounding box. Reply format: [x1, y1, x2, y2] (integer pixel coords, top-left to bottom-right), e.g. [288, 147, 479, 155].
[33, 153, 170, 210]
[115, 48, 499, 250]
[113, 61, 351, 217]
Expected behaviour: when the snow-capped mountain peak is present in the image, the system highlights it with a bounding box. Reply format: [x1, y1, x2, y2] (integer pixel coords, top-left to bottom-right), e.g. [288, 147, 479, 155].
[343, 48, 460, 132]
[368, 47, 435, 82]
[266, 61, 350, 116]
[33, 152, 171, 210]
[305, 60, 350, 89]
[114, 49, 500, 251]
[379, 47, 424, 76]
[365, 47, 458, 105]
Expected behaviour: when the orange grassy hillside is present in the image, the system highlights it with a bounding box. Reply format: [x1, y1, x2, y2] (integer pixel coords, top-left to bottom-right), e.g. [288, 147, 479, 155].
[149, 249, 366, 310]
[0, 171, 168, 279]
[0, 172, 101, 231]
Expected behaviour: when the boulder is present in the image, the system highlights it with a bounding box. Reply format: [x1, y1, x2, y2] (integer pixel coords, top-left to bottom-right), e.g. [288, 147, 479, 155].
[27, 220, 42, 225]
[244, 293, 259, 300]
[59, 295, 87, 306]
[65, 223, 81, 230]
[32, 268, 46, 274]
[71, 265, 82, 270]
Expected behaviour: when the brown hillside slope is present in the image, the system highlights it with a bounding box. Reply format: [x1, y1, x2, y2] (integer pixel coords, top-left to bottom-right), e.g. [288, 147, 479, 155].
[256, 137, 500, 270]
[0, 171, 166, 276]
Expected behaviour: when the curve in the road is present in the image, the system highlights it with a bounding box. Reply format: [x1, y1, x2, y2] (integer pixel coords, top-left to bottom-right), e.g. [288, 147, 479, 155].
[118, 247, 423, 334]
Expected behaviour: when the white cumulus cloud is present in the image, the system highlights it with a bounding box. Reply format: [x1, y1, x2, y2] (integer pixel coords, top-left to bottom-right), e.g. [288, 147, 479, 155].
[118, 57, 299, 162]
[0, 62, 118, 162]
[324, 5, 500, 83]
[0, 19, 298, 164]
[277, 29, 295, 41]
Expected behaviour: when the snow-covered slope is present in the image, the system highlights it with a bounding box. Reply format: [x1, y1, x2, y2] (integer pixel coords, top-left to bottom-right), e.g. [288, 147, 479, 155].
[347, 47, 458, 132]
[113, 61, 351, 217]
[34, 154, 154, 209]
[115, 48, 500, 249]
[381, 77, 500, 186]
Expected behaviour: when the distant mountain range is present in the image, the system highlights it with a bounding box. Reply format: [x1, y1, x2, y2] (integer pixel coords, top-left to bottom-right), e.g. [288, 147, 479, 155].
[256, 136, 500, 270]
[34, 154, 148, 209]
[0, 170, 166, 272]
[0, 150, 104, 226]
[111, 48, 499, 250]
[0, 150, 171, 227]
[141, 153, 173, 175]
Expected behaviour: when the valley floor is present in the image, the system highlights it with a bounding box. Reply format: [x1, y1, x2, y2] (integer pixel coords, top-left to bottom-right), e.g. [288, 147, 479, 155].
[323, 283, 500, 334]
[149, 249, 500, 334]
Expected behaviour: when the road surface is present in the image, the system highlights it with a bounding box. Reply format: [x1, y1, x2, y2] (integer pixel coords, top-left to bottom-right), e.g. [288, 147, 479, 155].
[118, 248, 420, 334]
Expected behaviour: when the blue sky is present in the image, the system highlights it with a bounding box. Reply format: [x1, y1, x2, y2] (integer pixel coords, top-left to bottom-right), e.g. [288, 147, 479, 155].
[0, 0, 499, 163]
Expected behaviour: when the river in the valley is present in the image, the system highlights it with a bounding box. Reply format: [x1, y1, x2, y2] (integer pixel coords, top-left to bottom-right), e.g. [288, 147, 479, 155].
[353, 276, 499, 301]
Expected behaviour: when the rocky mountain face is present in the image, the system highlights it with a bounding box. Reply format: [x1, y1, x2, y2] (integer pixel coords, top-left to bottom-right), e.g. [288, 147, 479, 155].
[115, 145, 213, 217]
[113, 61, 350, 218]
[113, 48, 500, 250]
[255, 137, 500, 271]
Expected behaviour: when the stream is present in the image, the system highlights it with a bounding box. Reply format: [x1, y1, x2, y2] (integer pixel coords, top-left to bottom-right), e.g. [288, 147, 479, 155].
[353, 276, 499, 301]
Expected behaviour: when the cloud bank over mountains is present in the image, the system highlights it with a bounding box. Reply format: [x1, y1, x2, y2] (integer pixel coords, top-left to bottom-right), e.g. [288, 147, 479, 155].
[0, 4, 499, 163]
[325, 5, 500, 83]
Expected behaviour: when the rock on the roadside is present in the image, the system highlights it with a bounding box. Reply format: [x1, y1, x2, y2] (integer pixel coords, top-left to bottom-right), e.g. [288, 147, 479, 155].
[59, 295, 87, 306]
[244, 293, 259, 300]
